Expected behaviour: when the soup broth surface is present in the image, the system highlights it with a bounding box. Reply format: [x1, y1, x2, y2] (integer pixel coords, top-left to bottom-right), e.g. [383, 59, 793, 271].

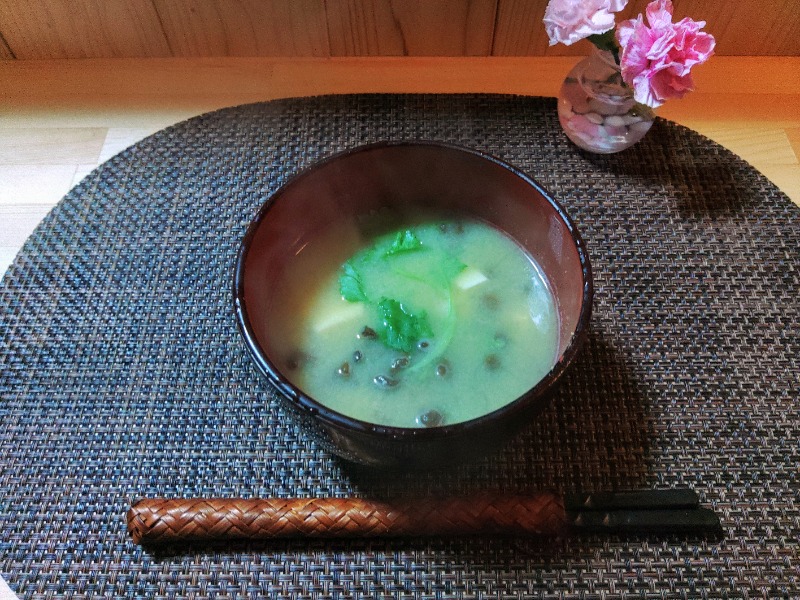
[277, 214, 559, 428]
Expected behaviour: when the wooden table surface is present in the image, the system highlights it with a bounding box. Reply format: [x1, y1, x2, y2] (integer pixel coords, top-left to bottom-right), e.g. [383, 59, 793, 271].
[1, 56, 798, 276]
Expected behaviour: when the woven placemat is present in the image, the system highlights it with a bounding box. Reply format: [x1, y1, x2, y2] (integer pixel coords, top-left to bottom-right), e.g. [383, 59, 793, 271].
[1, 94, 798, 598]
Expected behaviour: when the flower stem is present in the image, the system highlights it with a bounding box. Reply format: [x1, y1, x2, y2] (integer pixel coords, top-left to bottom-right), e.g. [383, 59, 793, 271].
[588, 29, 620, 65]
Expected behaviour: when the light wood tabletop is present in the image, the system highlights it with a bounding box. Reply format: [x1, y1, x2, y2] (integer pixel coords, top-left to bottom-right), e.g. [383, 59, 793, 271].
[1, 56, 798, 275]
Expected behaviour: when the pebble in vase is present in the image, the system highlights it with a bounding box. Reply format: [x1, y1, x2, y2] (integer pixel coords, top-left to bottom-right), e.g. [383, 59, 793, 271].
[558, 48, 655, 154]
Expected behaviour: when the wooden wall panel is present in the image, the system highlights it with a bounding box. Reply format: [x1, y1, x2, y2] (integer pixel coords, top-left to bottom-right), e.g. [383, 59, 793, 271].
[493, 0, 800, 56]
[327, 0, 496, 56]
[493, 0, 607, 56]
[492, 0, 659, 56]
[0, 0, 171, 59]
[0, 0, 798, 59]
[667, 0, 800, 56]
[153, 0, 329, 57]
[492, 0, 546, 56]
[0, 32, 13, 59]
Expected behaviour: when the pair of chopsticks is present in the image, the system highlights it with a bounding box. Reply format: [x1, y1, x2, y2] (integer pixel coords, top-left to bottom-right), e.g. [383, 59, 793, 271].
[563, 488, 721, 534]
[128, 488, 721, 544]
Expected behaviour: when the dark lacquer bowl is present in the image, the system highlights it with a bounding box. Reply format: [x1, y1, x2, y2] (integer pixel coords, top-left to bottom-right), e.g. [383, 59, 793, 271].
[234, 141, 592, 468]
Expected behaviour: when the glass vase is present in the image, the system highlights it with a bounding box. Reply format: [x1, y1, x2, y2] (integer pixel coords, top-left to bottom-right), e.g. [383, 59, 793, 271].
[557, 47, 655, 154]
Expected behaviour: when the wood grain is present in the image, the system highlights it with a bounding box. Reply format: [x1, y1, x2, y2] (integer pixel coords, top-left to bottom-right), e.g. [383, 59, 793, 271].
[0, 0, 171, 59]
[493, 0, 800, 57]
[0, 30, 13, 59]
[0, 128, 106, 165]
[153, 0, 330, 57]
[493, 0, 594, 57]
[326, 0, 497, 56]
[2, 0, 797, 59]
[667, 0, 800, 56]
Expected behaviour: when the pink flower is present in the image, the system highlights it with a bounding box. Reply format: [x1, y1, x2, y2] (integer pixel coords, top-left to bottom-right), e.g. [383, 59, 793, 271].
[544, 0, 628, 46]
[616, 0, 715, 107]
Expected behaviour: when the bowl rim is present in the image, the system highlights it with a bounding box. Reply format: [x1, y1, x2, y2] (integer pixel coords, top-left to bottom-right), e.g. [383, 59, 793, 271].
[233, 140, 593, 439]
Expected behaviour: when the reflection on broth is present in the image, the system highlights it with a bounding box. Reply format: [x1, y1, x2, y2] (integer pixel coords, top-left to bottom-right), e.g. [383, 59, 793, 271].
[272, 211, 560, 428]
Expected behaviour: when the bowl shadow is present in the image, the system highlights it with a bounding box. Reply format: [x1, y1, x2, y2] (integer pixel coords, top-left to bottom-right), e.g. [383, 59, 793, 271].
[575, 119, 776, 218]
[338, 325, 651, 499]
[144, 331, 657, 563]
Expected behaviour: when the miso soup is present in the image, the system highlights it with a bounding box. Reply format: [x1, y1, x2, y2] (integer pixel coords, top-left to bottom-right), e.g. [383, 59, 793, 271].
[274, 214, 560, 428]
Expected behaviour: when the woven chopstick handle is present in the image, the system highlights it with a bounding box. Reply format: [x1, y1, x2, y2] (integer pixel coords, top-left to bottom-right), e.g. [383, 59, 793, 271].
[127, 494, 567, 544]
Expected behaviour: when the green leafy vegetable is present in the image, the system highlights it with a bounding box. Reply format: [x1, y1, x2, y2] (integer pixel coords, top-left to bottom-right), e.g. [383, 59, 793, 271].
[389, 252, 466, 291]
[338, 225, 468, 354]
[339, 261, 367, 302]
[438, 253, 468, 283]
[384, 229, 423, 256]
[376, 298, 433, 353]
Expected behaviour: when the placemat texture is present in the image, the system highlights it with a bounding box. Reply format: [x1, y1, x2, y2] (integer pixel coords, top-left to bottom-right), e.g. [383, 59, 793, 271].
[1, 94, 798, 599]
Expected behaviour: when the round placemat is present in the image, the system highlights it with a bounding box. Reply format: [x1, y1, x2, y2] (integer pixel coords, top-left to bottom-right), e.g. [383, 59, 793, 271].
[1, 94, 798, 598]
